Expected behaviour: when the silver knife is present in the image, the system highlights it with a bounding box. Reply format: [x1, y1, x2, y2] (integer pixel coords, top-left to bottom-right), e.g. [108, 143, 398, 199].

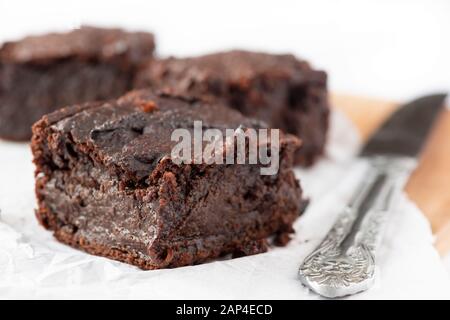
[298, 93, 448, 298]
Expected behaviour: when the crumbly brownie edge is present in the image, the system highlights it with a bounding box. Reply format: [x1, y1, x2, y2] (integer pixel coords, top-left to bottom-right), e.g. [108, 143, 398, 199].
[34, 151, 302, 269]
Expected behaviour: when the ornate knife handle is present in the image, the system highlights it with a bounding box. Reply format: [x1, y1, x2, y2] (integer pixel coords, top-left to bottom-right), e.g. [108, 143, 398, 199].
[299, 156, 417, 298]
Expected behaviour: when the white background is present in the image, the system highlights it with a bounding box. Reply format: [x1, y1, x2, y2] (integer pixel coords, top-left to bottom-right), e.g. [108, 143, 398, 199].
[1, 0, 450, 290]
[1, 0, 449, 100]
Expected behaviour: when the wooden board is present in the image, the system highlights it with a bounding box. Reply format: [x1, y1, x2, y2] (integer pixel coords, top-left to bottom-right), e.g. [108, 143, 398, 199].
[332, 94, 450, 255]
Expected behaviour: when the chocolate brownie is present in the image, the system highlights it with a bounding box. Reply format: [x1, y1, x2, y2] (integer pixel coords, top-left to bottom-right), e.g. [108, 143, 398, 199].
[32, 89, 304, 269]
[0, 26, 154, 141]
[134, 50, 329, 166]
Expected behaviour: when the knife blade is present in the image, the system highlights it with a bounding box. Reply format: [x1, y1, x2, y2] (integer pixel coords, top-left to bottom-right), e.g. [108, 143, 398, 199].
[299, 93, 447, 298]
[361, 94, 448, 157]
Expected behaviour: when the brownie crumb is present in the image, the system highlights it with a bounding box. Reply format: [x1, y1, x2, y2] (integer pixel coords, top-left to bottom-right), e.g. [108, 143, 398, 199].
[274, 232, 292, 247]
[139, 100, 158, 113]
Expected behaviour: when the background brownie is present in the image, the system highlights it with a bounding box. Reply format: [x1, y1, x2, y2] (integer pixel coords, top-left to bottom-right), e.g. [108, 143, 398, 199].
[134, 50, 329, 166]
[32, 90, 303, 269]
[0, 26, 154, 141]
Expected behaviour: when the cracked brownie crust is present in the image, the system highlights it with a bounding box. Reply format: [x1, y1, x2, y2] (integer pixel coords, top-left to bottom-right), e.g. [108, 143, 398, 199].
[135, 50, 329, 166]
[0, 26, 154, 140]
[32, 90, 304, 269]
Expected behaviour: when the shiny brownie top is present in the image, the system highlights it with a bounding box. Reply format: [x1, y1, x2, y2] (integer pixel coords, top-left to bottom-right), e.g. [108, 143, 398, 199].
[0, 26, 154, 65]
[135, 50, 327, 91]
[33, 90, 300, 183]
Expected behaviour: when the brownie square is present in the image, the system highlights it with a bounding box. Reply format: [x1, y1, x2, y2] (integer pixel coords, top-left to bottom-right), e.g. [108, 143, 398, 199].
[0, 26, 154, 140]
[32, 90, 303, 269]
[134, 50, 329, 166]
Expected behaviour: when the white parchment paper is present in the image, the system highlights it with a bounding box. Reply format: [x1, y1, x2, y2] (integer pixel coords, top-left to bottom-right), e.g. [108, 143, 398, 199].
[0, 111, 448, 299]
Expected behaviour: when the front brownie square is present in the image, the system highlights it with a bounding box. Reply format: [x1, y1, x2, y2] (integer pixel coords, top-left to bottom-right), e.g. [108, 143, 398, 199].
[32, 90, 303, 269]
[134, 50, 329, 166]
[0, 26, 154, 141]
